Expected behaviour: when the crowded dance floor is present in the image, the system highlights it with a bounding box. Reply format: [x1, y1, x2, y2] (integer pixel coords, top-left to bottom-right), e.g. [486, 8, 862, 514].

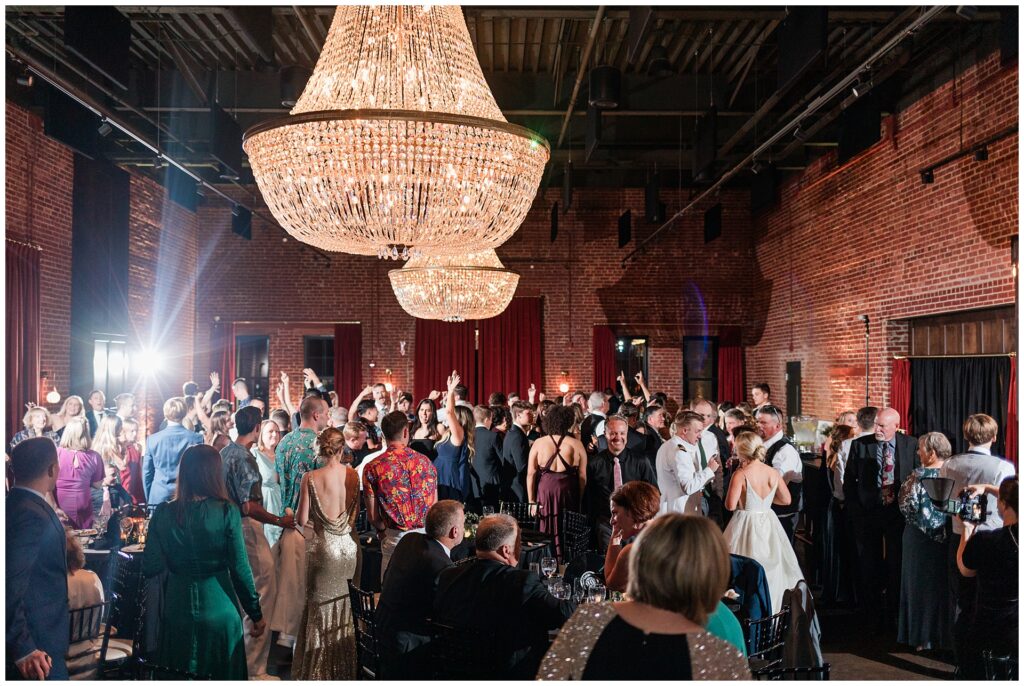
[4, 4, 1019, 682]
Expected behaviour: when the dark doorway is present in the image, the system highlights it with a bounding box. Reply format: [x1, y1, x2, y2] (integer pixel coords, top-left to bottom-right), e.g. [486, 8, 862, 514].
[614, 335, 649, 396]
[235, 335, 270, 409]
[683, 336, 719, 404]
[786, 361, 802, 418]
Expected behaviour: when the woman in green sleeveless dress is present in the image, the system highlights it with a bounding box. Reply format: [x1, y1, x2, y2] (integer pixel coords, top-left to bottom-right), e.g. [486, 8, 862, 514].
[143, 445, 265, 679]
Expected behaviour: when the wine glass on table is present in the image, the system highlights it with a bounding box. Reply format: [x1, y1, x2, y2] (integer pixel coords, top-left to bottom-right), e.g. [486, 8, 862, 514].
[482, 506, 495, 517]
[540, 556, 557, 580]
[589, 583, 606, 604]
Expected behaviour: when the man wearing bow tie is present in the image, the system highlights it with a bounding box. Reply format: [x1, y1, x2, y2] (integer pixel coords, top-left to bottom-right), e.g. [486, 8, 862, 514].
[656, 411, 721, 516]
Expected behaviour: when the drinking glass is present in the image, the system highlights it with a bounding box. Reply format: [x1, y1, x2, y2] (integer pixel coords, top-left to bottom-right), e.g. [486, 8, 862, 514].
[589, 583, 606, 604]
[540, 556, 557, 579]
[551, 581, 569, 600]
[482, 506, 495, 517]
[120, 518, 135, 544]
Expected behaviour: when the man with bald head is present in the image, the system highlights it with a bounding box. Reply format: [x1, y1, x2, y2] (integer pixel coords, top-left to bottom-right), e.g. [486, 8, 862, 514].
[844, 407, 918, 629]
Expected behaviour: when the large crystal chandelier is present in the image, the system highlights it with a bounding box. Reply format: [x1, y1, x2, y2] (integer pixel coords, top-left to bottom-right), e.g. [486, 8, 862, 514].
[388, 250, 519, 321]
[243, 5, 549, 259]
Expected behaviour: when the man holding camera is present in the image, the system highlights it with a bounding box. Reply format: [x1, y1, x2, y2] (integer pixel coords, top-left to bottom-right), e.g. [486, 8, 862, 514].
[844, 407, 918, 629]
[941, 414, 1016, 671]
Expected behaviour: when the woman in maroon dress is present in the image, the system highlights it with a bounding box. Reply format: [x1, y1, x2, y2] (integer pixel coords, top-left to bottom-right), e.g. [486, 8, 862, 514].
[527, 405, 588, 559]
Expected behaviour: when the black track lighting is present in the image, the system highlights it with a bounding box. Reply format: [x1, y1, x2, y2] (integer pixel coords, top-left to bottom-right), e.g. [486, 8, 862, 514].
[793, 125, 808, 142]
[218, 163, 240, 182]
[974, 146, 989, 161]
[97, 119, 112, 137]
[751, 161, 765, 175]
[920, 169, 934, 184]
[16, 70, 33, 87]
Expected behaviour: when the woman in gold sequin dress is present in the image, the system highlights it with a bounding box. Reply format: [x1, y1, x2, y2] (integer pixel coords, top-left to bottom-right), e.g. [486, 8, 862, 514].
[293, 428, 361, 679]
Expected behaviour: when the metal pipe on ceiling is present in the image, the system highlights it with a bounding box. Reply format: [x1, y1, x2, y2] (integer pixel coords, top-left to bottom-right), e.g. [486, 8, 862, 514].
[556, 5, 606, 148]
[621, 5, 947, 267]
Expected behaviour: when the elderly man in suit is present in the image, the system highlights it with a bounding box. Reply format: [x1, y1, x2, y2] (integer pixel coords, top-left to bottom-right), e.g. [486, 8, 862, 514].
[432, 514, 575, 679]
[844, 407, 918, 628]
[144, 396, 204, 504]
[376, 500, 464, 679]
[6, 438, 69, 681]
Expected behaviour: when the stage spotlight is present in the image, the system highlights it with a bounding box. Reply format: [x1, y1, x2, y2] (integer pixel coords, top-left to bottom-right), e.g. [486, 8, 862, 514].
[16, 70, 33, 87]
[920, 169, 935, 184]
[97, 119, 113, 137]
[974, 146, 989, 161]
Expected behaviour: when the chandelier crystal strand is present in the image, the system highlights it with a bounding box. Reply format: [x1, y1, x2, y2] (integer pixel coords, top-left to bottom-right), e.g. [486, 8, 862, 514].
[243, 6, 549, 258]
[388, 250, 520, 321]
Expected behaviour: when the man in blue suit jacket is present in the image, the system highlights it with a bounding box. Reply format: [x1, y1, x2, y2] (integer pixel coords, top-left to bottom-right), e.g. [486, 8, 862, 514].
[144, 397, 203, 504]
[6, 437, 69, 680]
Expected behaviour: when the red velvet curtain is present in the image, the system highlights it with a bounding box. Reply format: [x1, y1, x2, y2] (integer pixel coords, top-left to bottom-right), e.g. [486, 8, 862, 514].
[6, 242, 41, 444]
[717, 326, 745, 404]
[592, 325, 617, 393]
[210, 321, 236, 404]
[890, 357, 912, 434]
[1006, 356, 1017, 466]
[414, 319, 477, 403]
[477, 297, 543, 401]
[333, 323, 362, 407]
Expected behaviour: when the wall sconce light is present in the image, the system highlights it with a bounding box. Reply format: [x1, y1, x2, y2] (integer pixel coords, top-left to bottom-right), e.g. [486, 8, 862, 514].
[384, 369, 394, 393]
[40, 372, 61, 405]
[558, 371, 570, 394]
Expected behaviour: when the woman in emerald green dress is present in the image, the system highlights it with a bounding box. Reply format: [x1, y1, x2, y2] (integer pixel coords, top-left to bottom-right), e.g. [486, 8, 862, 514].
[143, 444, 266, 679]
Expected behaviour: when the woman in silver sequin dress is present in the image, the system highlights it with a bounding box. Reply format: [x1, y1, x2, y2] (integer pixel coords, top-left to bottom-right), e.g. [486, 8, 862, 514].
[538, 514, 749, 680]
[293, 428, 361, 680]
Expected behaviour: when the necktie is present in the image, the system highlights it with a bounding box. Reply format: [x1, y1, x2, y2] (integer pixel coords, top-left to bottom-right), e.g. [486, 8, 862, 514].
[881, 442, 895, 504]
[696, 440, 712, 497]
[613, 456, 623, 491]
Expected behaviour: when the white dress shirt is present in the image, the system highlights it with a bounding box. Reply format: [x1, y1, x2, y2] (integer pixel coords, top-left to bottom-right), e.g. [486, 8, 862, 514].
[764, 431, 803, 484]
[834, 430, 874, 500]
[656, 436, 715, 515]
[436, 400, 473, 427]
[356, 446, 387, 490]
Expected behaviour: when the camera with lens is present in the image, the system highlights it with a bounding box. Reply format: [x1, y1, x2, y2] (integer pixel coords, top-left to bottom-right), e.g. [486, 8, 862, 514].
[920, 477, 988, 524]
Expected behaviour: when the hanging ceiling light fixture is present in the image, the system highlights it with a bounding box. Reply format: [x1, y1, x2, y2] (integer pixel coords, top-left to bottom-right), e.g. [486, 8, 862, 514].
[388, 250, 519, 321]
[243, 5, 549, 259]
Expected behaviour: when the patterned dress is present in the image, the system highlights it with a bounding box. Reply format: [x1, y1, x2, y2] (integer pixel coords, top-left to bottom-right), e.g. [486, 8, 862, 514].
[897, 466, 953, 650]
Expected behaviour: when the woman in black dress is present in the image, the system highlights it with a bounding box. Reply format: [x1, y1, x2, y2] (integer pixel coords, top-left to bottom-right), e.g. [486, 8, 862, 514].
[538, 514, 749, 680]
[409, 398, 441, 461]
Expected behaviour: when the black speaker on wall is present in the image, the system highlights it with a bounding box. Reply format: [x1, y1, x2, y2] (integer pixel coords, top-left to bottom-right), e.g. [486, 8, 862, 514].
[750, 163, 779, 213]
[704, 203, 722, 243]
[618, 210, 632, 248]
[838, 90, 882, 164]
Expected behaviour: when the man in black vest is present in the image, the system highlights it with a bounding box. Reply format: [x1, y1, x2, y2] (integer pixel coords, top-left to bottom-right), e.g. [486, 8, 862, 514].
[756, 405, 803, 543]
[844, 407, 918, 628]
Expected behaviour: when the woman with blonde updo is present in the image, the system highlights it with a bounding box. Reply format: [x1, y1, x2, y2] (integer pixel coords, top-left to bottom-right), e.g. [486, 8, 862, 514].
[292, 427, 360, 679]
[722, 431, 804, 613]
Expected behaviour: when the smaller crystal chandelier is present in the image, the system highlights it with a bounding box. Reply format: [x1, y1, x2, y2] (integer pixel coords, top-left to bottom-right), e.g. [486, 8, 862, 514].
[389, 250, 519, 321]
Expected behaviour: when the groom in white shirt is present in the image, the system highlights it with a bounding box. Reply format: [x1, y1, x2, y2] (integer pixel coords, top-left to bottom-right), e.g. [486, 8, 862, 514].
[656, 411, 721, 516]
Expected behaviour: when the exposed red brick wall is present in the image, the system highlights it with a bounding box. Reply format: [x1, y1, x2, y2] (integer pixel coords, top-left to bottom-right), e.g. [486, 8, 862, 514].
[746, 51, 1018, 419]
[5, 102, 74, 405]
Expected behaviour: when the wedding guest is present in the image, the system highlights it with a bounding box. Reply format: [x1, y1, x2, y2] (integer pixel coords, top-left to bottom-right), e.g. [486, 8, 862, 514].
[410, 398, 442, 460]
[491, 405, 511, 438]
[271, 409, 291, 435]
[823, 410, 857, 456]
[222, 406, 292, 679]
[84, 391, 106, 438]
[50, 395, 85, 435]
[251, 420, 284, 547]
[113, 393, 135, 421]
[845, 407, 918, 629]
[472, 406, 503, 511]
[538, 514, 749, 680]
[595, 403, 646, 454]
[9, 405, 57, 451]
[144, 397, 203, 505]
[272, 395, 330, 648]
[587, 417, 657, 552]
[363, 411, 438, 579]
[433, 514, 575, 679]
[434, 372, 474, 503]
[488, 392, 508, 407]
[822, 424, 857, 606]
[328, 406, 348, 429]
[7, 437, 69, 680]
[604, 481, 660, 592]
[898, 432, 953, 652]
[580, 391, 609, 455]
[377, 500, 464, 679]
[527, 405, 587, 559]
[89, 414, 133, 516]
[117, 418, 146, 504]
[756, 405, 803, 543]
[355, 399, 382, 451]
[233, 378, 253, 410]
[942, 412, 1015, 655]
[833, 408, 878, 510]
[655, 412, 719, 517]
[55, 417, 105, 529]
[751, 383, 771, 412]
[955, 476, 1018, 678]
[143, 445, 265, 680]
[204, 410, 233, 452]
[501, 401, 535, 503]
[64, 531, 104, 680]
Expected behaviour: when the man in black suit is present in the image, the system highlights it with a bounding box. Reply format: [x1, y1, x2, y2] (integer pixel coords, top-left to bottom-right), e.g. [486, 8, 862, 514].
[500, 401, 534, 503]
[377, 500, 464, 679]
[433, 514, 575, 679]
[580, 391, 609, 454]
[6, 438, 69, 681]
[470, 406, 502, 511]
[843, 407, 918, 627]
[587, 416, 658, 552]
[84, 389, 106, 438]
[595, 403, 646, 454]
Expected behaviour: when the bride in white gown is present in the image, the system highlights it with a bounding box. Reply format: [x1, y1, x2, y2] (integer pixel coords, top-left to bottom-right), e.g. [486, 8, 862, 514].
[723, 431, 804, 613]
